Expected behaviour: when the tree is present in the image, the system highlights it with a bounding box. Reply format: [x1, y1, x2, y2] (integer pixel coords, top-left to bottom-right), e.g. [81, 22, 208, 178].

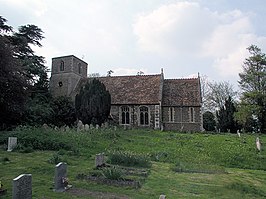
[237, 45, 266, 133]
[75, 79, 111, 125]
[216, 96, 239, 133]
[204, 81, 238, 113]
[203, 111, 216, 131]
[0, 17, 26, 129]
[0, 16, 48, 129]
[50, 96, 76, 127]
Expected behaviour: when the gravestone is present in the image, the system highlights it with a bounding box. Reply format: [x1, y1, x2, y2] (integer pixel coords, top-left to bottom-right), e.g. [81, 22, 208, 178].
[84, 124, 90, 131]
[114, 126, 117, 131]
[96, 124, 99, 130]
[159, 194, 166, 199]
[95, 153, 105, 167]
[237, 130, 241, 138]
[12, 174, 32, 199]
[7, 137, 17, 152]
[90, 124, 94, 129]
[256, 137, 261, 151]
[54, 162, 67, 192]
[77, 120, 84, 132]
[65, 126, 70, 131]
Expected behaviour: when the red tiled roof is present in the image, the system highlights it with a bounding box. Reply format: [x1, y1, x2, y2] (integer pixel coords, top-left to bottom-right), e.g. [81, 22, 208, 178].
[162, 78, 201, 106]
[97, 75, 162, 104]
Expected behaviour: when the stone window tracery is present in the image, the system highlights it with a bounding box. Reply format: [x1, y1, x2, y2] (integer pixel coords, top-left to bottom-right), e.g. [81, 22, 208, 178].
[121, 106, 130, 125]
[140, 106, 149, 125]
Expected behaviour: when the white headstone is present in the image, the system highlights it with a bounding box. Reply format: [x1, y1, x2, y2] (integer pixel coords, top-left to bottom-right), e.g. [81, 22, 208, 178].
[84, 124, 90, 131]
[237, 130, 241, 138]
[256, 137, 261, 151]
[159, 194, 166, 199]
[12, 174, 32, 199]
[7, 137, 17, 152]
[77, 120, 84, 132]
[54, 162, 67, 192]
[96, 124, 99, 130]
[95, 153, 105, 167]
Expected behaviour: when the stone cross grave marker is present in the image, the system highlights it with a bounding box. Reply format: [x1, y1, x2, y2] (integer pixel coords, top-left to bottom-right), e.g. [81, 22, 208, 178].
[7, 137, 17, 152]
[12, 174, 32, 199]
[54, 162, 67, 192]
[95, 153, 105, 167]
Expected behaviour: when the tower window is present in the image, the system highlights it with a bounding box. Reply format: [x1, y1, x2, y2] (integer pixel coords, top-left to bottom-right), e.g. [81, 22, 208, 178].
[121, 106, 130, 124]
[60, 60, 65, 71]
[140, 106, 149, 125]
[78, 63, 82, 74]
[58, 81, 63, 87]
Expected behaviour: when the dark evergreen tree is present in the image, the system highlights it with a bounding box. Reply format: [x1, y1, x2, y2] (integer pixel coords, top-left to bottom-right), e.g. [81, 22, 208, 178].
[203, 111, 216, 131]
[75, 79, 111, 125]
[216, 96, 239, 133]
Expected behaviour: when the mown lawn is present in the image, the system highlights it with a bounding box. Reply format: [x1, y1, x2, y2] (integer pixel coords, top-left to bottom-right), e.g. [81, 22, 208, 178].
[0, 127, 266, 198]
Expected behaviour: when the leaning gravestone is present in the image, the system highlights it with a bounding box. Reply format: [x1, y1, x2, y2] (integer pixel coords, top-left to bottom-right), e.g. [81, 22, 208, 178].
[77, 120, 84, 132]
[12, 174, 32, 199]
[95, 153, 105, 167]
[54, 162, 67, 192]
[7, 137, 17, 152]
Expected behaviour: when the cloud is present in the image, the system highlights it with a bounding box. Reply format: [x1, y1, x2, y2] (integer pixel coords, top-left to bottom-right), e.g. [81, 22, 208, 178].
[133, 1, 266, 78]
[112, 67, 148, 76]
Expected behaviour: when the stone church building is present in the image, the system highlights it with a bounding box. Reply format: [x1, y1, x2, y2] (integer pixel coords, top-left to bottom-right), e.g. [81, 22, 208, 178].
[50, 55, 203, 132]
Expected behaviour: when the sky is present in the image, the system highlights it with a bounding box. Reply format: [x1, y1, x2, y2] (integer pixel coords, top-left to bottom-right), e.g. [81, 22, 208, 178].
[1, 0, 266, 88]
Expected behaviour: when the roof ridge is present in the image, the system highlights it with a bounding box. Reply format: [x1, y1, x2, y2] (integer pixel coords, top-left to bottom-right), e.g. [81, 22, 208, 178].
[165, 77, 198, 81]
[97, 74, 161, 78]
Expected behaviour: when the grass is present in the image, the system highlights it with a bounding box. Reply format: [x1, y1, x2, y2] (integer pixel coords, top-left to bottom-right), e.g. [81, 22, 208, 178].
[0, 127, 266, 198]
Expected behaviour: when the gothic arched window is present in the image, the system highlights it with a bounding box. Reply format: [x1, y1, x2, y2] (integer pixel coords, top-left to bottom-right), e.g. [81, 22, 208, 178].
[140, 106, 149, 125]
[60, 60, 65, 71]
[121, 106, 130, 124]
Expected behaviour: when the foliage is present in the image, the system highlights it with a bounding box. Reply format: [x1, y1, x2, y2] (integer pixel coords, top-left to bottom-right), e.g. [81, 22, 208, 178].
[107, 150, 151, 168]
[102, 166, 123, 180]
[23, 94, 53, 126]
[204, 81, 238, 113]
[227, 182, 266, 197]
[216, 96, 239, 133]
[48, 152, 64, 164]
[0, 16, 48, 129]
[237, 45, 266, 133]
[75, 78, 111, 125]
[203, 111, 216, 131]
[50, 96, 76, 127]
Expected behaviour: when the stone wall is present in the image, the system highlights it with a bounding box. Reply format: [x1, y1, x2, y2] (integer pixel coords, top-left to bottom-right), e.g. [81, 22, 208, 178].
[162, 106, 202, 131]
[110, 104, 160, 129]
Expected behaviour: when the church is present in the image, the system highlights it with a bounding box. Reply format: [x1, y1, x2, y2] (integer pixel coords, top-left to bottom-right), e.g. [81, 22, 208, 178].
[50, 55, 203, 132]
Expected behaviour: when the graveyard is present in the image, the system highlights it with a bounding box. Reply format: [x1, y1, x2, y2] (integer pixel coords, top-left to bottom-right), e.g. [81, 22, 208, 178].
[0, 126, 266, 198]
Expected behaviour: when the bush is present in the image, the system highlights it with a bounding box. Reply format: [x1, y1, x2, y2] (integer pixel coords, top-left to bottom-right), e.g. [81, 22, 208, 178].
[48, 152, 63, 164]
[102, 166, 123, 180]
[107, 151, 151, 168]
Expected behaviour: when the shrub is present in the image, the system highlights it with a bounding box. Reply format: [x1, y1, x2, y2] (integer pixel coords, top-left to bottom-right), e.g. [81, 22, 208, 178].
[107, 151, 151, 168]
[48, 152, 63, 164]
[102, 166, 123, 180]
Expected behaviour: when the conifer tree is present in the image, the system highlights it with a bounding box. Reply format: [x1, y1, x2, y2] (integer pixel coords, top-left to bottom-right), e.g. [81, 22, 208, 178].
[75, 79, 111, 125]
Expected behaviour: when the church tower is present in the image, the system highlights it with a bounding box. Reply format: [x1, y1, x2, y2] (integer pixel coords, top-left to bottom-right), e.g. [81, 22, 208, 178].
[50, 55, 88, 99]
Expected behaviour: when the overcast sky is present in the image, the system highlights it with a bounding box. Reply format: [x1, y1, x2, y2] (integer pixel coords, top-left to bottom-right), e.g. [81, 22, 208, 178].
[1, 0, 266, 88]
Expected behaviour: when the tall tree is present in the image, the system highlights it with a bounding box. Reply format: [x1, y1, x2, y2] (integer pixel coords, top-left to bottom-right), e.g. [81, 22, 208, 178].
[75, 79, 111, 125]
[0, 16, 48, 129]
[237, 45, 266, 133]
[204, 81, 238, 113]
